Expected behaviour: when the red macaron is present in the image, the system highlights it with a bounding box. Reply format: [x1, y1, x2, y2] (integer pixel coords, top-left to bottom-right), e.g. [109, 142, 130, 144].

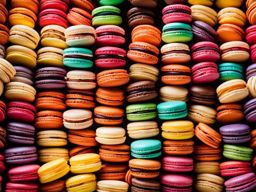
[162, 4, 192, 24]
[192, 62, 219, 84]
[39, 9, 68, 28]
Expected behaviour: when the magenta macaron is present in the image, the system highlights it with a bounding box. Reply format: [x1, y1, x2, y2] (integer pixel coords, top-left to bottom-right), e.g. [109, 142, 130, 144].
[162, 4, 192, 24]
[6, 182, 38, 192]
[246, 25, 256, 45]
[250, 44, 256, 63]
[162, 156, 193, 173]
[8, 164, 40, 182]
[96, 25, 125, 46]
[0, 154, 5, 173]
[95, 46, 126, 69]
[161, 174, 193, 192]
[220, 161, 252, 177]
[192, 62, 219, 84]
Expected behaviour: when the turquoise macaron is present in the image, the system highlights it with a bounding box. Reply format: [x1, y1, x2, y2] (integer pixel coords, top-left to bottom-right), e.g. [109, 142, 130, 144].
[92, 6, 122, 26]
[64, 47, 93, 69]
[223, 144, 253, 161]
[218, 62, 244, 81]
[98, 0, 124, 5]
[131, 139, 162, 159]
[126, 103, 157, 121]
[162, 22, 193, 43]
[157, 101, 187, 120]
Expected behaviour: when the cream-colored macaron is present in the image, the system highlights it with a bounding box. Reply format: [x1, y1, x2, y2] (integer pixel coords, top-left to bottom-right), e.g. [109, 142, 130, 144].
[96, 127, 126, 145]
[189, 105, 216, 125]
[160, 86, 188, 101]
[247, 76, 256, 98]
[127, 121, 159, 139]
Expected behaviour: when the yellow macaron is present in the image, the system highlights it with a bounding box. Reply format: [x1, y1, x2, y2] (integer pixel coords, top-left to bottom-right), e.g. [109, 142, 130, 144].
[216, 0, 244, 9]
[0, 58, 16, 83]
[39, 148, 69, 163]
[218, 7, 246, 27]
[9, 7, 37, 28]
[191, 5, 218, 26]
[188, 0, 213, 6]
[66, 174, 96, 192]
[38, 158, 70, 183]
[70, 153, 102, 174]
[37, 130, 67, 147]
[37, 47, 64, 67]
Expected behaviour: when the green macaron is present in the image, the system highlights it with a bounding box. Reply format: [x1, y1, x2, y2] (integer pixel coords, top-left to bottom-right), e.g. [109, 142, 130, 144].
[219, 62, 244, 81]
[92, 6, 122, 26]
[131, 139, 162, 159]
[63, 47, 93, 69]
[126, 103, 157, 121]
[98, 0, 124, 5]
[223, 144, 253, 161]
[162, 22, 193, 43]
[157, 101, 188, 120]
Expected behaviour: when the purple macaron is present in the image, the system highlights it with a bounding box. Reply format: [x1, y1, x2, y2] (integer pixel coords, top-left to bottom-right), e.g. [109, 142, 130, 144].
[13, 66, 34, 86]
[246, 63, 256, 80]
[220, 124, 251, 144]
[244, 98, 256, 123]
[192, 21, 216, 42]
[225, 172, 256, 192]
[7, 122, 35, 145]
[5, 146, 37, 165]
[35, 67, 67, 89]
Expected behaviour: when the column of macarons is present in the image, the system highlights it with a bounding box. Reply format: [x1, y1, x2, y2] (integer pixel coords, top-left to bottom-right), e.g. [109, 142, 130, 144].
[158, 1, 194, 191]
[34, 0, 70, 191]
[0, 0, 8, 54]
[125, 0, 161, 191]
[188, 1, 225, 191]
[3, 0, 39, 191]
[91, 1, 129, 191]
[216, 1, 256, 191]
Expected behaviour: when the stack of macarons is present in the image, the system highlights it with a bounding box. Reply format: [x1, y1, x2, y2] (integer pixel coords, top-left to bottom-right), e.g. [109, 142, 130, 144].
[0, 0, 8, 45]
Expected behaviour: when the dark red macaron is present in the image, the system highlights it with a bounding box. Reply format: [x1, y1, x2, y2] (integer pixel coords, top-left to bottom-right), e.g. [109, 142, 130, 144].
[0, 100, 6, 123]
[40, 0, 69, 12]
[39, 9, 68, 28]
[250, 44, 256, 63]
[162, 4, 192, 24]
[192, 62, 219, 84]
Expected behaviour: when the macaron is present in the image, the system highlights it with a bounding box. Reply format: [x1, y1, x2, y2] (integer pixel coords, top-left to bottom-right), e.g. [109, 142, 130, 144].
[162, 22, 193, 43]
[192, 21, 217, 42]
[131, 178, 160, 192]
[39, 0, 69, 12]
[5, 82, 36, 102]
[161, 120, 194, 140]
[40, 25, 67, 49]
[220, 161, 252, 177]
[161, 174, 193, 192]
[35, 67, 66, 89]
[6, 182, 38, 192]
[5, 146, 37, 165]
[246, 25, 256, 45]
[223, 144, 253, 161]
[157, 101, 187, 120]
[191, 5, 218, 26]
[191, 41, 220, 63]
[195, 123, 222, 149]
[66, 174, 96, 192]
[8, 164, 40, 182]
[164, 139, 194, 155]
[195, 174, 224, 192]
[162, 156, 193, 173]
[131, 25, 161, 46]
[92, 6, 122, 26]
[94, 106, 124, 125]
[129, 63, 159, 82]
[97, 180, 129, 192]
[217, 24, 244, 42]
[97, 69, 129, 87]
[70, 153, 101, 174]
[194, 144, 222, 161]
[63, 109, 93, 129]
[38, 158, 70, 183]
[96, 25, 125, 46]
[37, 47, 64, 67]
[96, 127, 126, 145]
[190, 85, 217, 106]
[65, 25, 96, 47]
[0, 127, 5, 149]
[131, 139, 161, 159]
[0, 45, 5, 58]
[220, 41, 250, 62]
[192, 62, 219, 84]
[195, 162, 220, 175]
[252, 129, 256, 149]
[8, 7, 37, 28]
[66, 70, 96, 90]
[220, 124, 250, 144]
[161, 43, 191, 64]
[0, 58, 16, 83]
[126, 103, 157, 121]
[12, 66, 33, 86]
[188, 0, 213, 6]
[71, 0, 95, 13]
[219, 62, 244, 81]
[216, 79, 249, 103]
[36, 112, 62, 131]
[129, 0, 157, 8]
[162, 4, 192, 24]
[126, 81, 157, 103]
[0, 3, 8, 24]
[217, 103, 244, 124]
[99, 0, 124, 5]
[66, 89, 95, 109]
[64, 47, 93, 69]
[0, 24, 9, 45]
[127, 42, 159, 65]
[218, 7, 246, 27]
[247, 2, 256, 25]
[40, 180, 66, 192]
[99, 164, 128, 180]
[12, 0, 39, 13]
[244, 98, 256, 123]
[36, 91, 66, 111]
[224, 172, 256, 192]
[39, 148, 69, 163]
[127, 121, 159, 139]
[216, 0, 243, 8]
[127, 7, 155, 28]
[246, 63, 256, 80]
[39, 8, 68, 28]
[68, 129, 97, 148]
[96, 87, 124, 106]
[67, 7, 92, 26]
[250, 44, 256, 63]
[0, 101, 5, 123]
[129, 159, 161, 178]
[161, 64, 191, 85]
[99, 144, 130, 163]
[189, 104, 216, 125]
[6, 45, 37, 68]
[160, 86, 188, 101]
[37, 130, 67, 147]
[95, 46, 126, 69]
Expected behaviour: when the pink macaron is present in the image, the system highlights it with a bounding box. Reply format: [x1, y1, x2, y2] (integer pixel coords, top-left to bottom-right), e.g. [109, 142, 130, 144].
[8, 164, 40, 182]
[246, 25, 256, 45]
[162, 4, 192, 24]
[6, 182, 38, 192]
[192, 62, 219, 84]
[96, 25, 125, 46]
[0, 153, 5, 173]
[161, 174, 193, 192]
[162, 156, 193, 173]
[220, 161, 252, 177]
[191, 41, 220, 63]
[40, 0, 69, 12]
[250, 44, 256, 63]
[39, 9, 68, 28]
[95, 46, 126, 69]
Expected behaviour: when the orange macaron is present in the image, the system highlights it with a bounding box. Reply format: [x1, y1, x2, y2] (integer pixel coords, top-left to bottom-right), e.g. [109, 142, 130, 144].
[94, 106, 124, 125]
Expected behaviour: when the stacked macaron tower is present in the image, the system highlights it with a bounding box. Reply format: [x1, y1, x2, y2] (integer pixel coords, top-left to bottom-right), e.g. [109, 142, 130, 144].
[3, 0, 39, 191]
[91, 1, 129, 191]
[125, 0, 162, 191]
[159, 1, 194, 191]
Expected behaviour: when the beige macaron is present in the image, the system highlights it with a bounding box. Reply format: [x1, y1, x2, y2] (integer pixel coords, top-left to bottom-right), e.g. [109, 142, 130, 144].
[247, 76, 256, 98]
[189, 105, 216, 125]
[195, 162, 220, 175]
[0, 58, 16, 83]
[96, 127, 126, 145]
[196, 173, 224, 192]
[127, 121, 159, 139]
[160, 86, 188, 101]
